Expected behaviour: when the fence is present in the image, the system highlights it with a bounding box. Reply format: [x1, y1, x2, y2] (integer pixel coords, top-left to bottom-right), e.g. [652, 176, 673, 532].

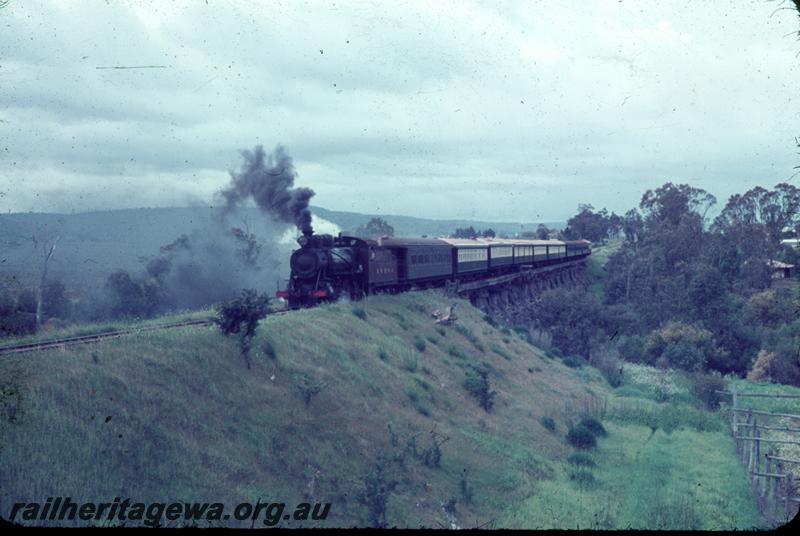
[721, 387, 800, 526]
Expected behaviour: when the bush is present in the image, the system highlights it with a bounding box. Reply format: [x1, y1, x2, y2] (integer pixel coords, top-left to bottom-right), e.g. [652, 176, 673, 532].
[589, 345, 624, 387]
[463, 364, 496, 412]
[448, 345, 467, 360]
[578, 417, 607, 437]
[536, 287, 604, 356]
[414, 335, 427, 353]
[402, 351, 418, 373]
[568, 468, 596, 489]
[689, 371, 725, 410]
[294, 373, 326, 406]
[262, 339, 277, 360]
[352, 307, 367, 320]
[567, 452, 596, 467]
[562, 355, 584, 369]
[357, 459, 398, 528]
[540, 416, 557, 432]
[661, 340, 706, 372]
[513, 325, 529, 338]
[215, 289, 270, 368]
[549, 346, 564, 359]
[617, 335, 647, 363]
[455, 324, 485, 352]
[482, 314, 497, 327]
[566, 424, 597, 449]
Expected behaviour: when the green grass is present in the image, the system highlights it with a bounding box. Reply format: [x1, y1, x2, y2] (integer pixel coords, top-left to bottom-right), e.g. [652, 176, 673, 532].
[500, 422, 763, 529]
[585, 238, 622, 298]
[0, 290, 767, 528]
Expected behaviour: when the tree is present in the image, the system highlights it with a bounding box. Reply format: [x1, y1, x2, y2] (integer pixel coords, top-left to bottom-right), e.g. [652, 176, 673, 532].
[354, 217, 394, 238]
[536, 224, 550, 240]
[31, 234, 60, 331]
[215, 289, 270, 368]
[481, 228, 496, 238]
[640, 183, 716, 229]
[563, 204, 621, 242]
[536, 287, 604, 357]
[622, 209, 643, 243]
[452, 226, 477, 238]
[712, 183, 800, 261]
[42, 280, 69, 320]
[104, 270, 162, 319]
[0, 287, 37, 337]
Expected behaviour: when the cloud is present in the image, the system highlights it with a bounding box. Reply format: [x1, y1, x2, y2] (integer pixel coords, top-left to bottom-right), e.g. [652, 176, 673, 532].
[0, 0, 798, 221]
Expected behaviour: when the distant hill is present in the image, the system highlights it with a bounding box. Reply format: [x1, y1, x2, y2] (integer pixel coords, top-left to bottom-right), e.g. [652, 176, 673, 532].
[312, 206, 564, 238]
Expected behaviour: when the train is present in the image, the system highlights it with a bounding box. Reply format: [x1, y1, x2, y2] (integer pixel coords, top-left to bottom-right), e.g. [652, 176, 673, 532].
[276, 231, 591, 308]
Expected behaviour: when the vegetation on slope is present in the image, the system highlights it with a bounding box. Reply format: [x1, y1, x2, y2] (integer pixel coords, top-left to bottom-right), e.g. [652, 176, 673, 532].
[0, 291, 764, 528]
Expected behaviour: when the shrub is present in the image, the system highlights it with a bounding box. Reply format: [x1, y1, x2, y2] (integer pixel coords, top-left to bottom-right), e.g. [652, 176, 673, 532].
[420, 430, 448, 468]
[746, 346, 800, 386]
[566, 424, 597, 449]
[262, 339, 277, 360]
[463, 364, 496, 412]
[378, 348, 390, 361]
[661, 340, 706, 372]
[567, 452, 596, 467]
[540, 416, 557, 433]
[689, 371, 726, 410]
[448, 345, 467, 360]
[492, 344, 512, 361]
[455, 324, 485, 352]
[568, 468, 596, 489]
[617, 335, 647, 364]
[482, 314, 497, 327]
[562, 355, 584, 369]
[549, 346, 564, 359]
[578, 417, 607, 437]
[414, 335, 426, 353]
[589, 345, 624, 387]
[536, 287, 604, 356]
[352, 307, 367, 320]
[215, 289, 270, 369]
[402, 351, 418, 373]
[357, 459, 398, 528]
[645, 322, 718, 372]
[294, 373, 326, 406]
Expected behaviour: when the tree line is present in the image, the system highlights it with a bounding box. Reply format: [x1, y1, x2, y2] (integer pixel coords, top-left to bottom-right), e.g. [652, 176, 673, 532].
[536, 182, 800, 387]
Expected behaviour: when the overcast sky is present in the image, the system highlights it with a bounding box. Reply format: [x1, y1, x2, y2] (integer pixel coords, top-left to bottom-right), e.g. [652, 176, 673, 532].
[1, 0, 798, 222]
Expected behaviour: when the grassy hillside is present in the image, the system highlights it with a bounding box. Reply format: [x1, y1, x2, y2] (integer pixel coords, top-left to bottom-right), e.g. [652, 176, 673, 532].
[0, 292, 765, 528]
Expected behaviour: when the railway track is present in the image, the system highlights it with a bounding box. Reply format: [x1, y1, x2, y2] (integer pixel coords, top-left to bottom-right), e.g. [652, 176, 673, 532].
[0, 311, 291, 356]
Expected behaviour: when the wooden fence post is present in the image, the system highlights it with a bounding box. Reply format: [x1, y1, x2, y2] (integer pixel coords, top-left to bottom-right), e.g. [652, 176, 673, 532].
[785, 473, 794, 524]
[764, 448, 773, 524]
[743, 409, 753, 466]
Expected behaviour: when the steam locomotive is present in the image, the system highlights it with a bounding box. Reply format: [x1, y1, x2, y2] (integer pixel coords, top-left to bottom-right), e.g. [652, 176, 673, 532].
[276, 230, 591, 309]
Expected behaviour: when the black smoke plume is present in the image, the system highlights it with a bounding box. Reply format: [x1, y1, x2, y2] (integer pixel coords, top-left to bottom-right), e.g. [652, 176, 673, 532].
[220, 145, 315, 235]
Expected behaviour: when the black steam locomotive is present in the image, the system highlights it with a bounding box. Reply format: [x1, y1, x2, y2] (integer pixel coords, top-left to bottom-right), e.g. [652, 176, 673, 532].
[277, 231, 591, 309]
